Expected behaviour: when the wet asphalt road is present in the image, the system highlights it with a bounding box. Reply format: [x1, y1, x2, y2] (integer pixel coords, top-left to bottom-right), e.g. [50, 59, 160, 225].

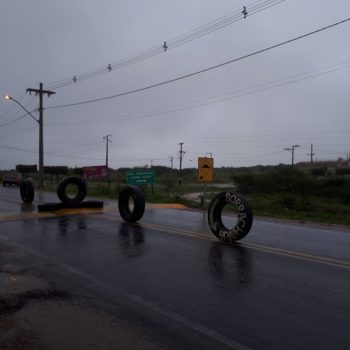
[0, 185, 350, 350]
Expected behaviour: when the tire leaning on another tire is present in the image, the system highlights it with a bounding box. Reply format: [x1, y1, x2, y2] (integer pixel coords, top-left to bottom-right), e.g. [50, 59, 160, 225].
[20, 180, 35, 204]
[208, 192, 253, 242]
[56, 176, 87, 206]
[118, 186, 145, 223]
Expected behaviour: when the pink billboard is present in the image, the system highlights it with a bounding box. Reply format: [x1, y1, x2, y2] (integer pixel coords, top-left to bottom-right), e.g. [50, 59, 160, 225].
[83, 165, 108, 180]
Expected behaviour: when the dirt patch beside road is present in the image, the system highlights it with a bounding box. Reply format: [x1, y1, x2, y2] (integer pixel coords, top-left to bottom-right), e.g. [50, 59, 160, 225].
[0, 244, 170, 350]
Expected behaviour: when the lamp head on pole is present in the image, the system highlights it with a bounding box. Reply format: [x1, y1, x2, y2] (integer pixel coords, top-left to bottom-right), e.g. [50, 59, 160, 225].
[4, 95, 13, 101]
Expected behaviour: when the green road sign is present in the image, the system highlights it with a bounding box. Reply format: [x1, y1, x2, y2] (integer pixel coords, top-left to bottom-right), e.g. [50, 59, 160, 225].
[126, 169, 155, 185]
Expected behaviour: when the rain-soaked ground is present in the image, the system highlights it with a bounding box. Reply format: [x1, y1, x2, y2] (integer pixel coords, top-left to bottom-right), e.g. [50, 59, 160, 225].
[0, 185, 350, 350]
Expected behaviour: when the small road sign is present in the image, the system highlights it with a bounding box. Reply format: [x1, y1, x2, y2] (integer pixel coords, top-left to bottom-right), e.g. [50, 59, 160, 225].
[198, 157, 214, 182]
[127, 169, 155, 185]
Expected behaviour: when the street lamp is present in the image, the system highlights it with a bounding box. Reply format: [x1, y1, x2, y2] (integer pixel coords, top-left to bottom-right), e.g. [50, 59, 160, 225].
[4, 94, 43, 185]
[4, 95, 39, 123]
[284, 144, 300, 167]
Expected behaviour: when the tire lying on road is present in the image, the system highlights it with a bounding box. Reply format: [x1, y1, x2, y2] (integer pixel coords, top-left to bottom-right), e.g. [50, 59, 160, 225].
[208, 192, 253, 242]
[118, 185, 145, 223]
[81, 200, 104, 209]
[56, 176, 87, 206]
[38, 200, 103, 212]
[38, 202, 65, 212]
[20, 180, 35, 204]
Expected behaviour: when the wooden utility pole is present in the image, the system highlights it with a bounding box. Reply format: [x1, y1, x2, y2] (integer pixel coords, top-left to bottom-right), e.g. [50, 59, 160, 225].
[284, 144, 299, 167]
[308, 143, 315, 163]
[26, 83, 56, 188]
[103, 134, 112, 193]
[178, 142, 185, 185]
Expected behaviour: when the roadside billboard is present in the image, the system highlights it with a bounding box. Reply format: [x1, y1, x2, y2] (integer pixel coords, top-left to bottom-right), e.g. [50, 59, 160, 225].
[83, 165, 108, 180]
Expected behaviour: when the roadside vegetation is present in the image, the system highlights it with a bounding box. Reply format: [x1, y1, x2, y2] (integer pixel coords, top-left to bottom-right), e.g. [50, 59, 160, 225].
[1, 164, 350, 226]
[232, 166, 350, 226]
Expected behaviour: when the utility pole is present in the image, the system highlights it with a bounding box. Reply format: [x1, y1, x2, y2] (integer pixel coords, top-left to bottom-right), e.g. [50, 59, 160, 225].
[178, 142, 185, 186]
[308, 143, 315, 164]
[103, 134, 112, 193]
[284, 144, 299, 167]
[26, 83, 56, 188]
[169, 156, 174, 169]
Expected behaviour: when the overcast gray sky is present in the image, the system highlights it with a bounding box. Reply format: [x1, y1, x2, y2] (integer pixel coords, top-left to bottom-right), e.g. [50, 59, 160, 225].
[1, 0, 350, 170]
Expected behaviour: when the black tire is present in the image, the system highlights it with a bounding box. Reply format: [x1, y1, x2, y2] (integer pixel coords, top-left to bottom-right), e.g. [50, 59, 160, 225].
[81, 200, 104, 209]
[56, 177, 87, 206]
[38, 202, 64, 212]
[20, 180, 35, 204]
[208, 192, 253, 242]
[38, 200, 103, 211]
[118, 186, 145, 223]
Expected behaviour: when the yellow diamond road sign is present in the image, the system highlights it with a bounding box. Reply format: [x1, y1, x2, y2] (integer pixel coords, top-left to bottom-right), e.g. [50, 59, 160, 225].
[198, 157, 214, 182]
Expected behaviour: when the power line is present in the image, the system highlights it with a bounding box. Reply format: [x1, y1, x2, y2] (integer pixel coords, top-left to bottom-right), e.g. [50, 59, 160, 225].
[0, 109, 38, 128]
[47, 17, 350, 110]
[46, 59, 350, 127]
[93, 130, 350, 144]
[0, 144, 38, 154]
[46, 0, 285, 90]
[0, 144, 103, 161]
[168, 0, 284, 49]
[0, 112, 29, 128]
[0, 125, 37, 139]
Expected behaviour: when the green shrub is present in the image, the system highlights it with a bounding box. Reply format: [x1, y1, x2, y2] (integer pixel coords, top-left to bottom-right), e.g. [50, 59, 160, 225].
[233, 167, 315, 195]
[311, 167, 327, 177]
[336, 167, 350, 176]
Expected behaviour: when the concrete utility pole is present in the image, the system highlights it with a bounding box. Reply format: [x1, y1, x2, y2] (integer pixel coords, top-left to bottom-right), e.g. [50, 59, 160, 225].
[26, 83, 56, 188]
[169, 156, 174, 169]
[284, 144, 299, 167]
[178, 142, 185, 186]
[103, 134, 112, 193]
[308, 143, 315, 164]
